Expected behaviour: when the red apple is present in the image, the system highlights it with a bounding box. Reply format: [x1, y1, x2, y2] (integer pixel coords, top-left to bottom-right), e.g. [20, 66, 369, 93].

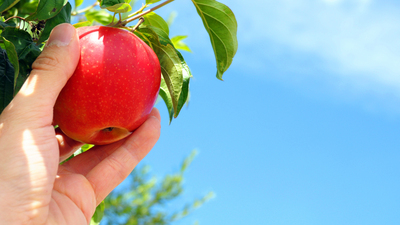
[53, 26, 161, 145]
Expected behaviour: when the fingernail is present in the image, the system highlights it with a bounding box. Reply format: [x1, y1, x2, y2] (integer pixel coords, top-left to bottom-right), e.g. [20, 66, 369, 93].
[46, 24, 75, 47]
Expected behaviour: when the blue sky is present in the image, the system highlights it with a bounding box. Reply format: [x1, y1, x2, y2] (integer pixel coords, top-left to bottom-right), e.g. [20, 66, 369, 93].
[77, 0, 400, 224]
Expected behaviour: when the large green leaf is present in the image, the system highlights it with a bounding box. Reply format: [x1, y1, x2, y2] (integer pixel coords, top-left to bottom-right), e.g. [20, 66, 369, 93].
[38, 2, 71, 43]
[1, 27, 41, 61]
[135, 26, 182, 116]
[0, 16, 16, 29]
[0, 21, 12, 29]
[0, 48, 15, 114]
[18, 0, 40, 15]
[175, 53, 191, 117]
[155, 28, 191, 117]
[105, 2, 131, 13]
[0, 37, 19, 80]
[26, 0, 68, 21]
[135, 25, 192, 120]
[1, 27, 41, 94]
[159, 78, 174, 123]
[0, 0, 20, 13]
[85, 9, 114, 25]
[100, 0, 124, 8]
[191, 0, 238, 80]
[142, 12, 169, 36]
[153, 44, 182, 116]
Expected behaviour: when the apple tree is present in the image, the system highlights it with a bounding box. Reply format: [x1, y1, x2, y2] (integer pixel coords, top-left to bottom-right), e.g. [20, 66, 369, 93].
[97, 150, 215, 225]
[0, 0, 238, 120]
[0, 0, 237, 223]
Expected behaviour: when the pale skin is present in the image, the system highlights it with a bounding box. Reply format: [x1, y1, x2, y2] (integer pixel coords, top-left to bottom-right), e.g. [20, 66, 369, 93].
[0, 23, 161, 224]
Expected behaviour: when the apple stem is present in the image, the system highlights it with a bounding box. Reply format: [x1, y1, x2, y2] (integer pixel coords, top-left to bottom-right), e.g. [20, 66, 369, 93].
[120, 0, 175, 26]
[131, 17, 145, 32]
[111, 12, 117, 24]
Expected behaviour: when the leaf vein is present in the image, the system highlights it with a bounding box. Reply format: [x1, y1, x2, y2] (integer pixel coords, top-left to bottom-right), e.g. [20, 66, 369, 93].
[200, 11, 235, 56]
[195, 2, 237, 26]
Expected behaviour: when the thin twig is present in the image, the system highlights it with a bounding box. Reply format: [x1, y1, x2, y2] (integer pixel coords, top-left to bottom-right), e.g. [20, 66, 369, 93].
[124, 3, 148, 20]
[131, 17, 145, 32]
[4, 16, 29, 23]
[121, 0, 174, 26]
[71, 1, 99, 16]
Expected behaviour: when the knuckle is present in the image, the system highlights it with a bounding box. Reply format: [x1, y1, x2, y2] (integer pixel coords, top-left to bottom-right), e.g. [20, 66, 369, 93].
[150, 126, 161, 142]
[32, 53, 61, 72]
[148, 117, 161, 139]
[124, 140, 141, 160]
[31, 52, 69, 83]
[106, 156, 126, 180]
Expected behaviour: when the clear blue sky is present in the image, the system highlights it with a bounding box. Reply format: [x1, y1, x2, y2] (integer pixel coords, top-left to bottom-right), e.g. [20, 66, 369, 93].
[80, 0, 400, 224]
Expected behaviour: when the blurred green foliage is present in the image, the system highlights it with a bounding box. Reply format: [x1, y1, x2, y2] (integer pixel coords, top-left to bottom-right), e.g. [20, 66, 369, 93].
[92, 150, 215, 225]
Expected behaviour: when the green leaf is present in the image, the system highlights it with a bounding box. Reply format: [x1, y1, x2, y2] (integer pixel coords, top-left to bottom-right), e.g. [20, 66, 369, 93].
[85, 9, 114, 25]
[101, 151, 211, 224]
[38, 2, 71, 43]
[191, 0, 238, 80]
[106, 2, 131, 13]
[73, 21, 92, 28]
[180, 149, 198, 173]
[100, 0, 124, 8]
[59, 149, 80, 165]
[158, 33, 191, 118]
[0, 48, 15, 114]
[1, 27, 40, 61]
[121, 0, 137, 18]
[135, 26, 182, 117]
[90, 201, 105, 224]
[0, 37, 19, 81]
[1, 27, 41, 94]
[148, 25, 169, 41]
[0, 16, 16, 29]
[175, 54, 191, 116]
[74, 144, 93, 156]
[26, 0, 68, 21]
[171, 35, 191, 52]
[146, 0, 161, 4]
[166, 11, 177, 26]
[0, 21, 11, 29]
[143, 12, 169, 36]
[18, 0, 40, 15]
[75, 0, 84, 8]
[135, 25, 192, 119]
[0, 0, 20, 13]
[157, 46, 183, 117]
[60, 145, 93, 165]
[159, 78, 174, 123]
[81, 144, 94, 152]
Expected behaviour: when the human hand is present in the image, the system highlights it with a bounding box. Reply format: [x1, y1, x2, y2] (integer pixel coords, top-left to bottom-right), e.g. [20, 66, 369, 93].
[0, 23, 161, 224]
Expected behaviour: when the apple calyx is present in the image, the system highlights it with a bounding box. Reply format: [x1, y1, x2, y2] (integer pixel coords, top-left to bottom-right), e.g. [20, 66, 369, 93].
[87, 127, 132, 146]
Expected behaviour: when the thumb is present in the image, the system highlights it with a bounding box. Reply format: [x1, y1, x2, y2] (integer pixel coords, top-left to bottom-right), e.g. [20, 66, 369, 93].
[10, 23, 80, 125]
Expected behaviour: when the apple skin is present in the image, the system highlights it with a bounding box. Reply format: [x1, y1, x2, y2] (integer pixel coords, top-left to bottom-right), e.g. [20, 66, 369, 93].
[53, 26, 161, 145]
